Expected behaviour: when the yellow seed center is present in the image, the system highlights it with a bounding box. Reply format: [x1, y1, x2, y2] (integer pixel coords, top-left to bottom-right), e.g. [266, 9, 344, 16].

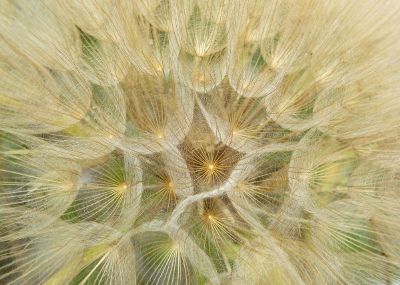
[116, 183, 128, 193]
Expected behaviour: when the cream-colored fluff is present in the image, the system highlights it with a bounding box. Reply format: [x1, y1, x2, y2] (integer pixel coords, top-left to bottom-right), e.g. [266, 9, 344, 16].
[0, 0, 400, 284]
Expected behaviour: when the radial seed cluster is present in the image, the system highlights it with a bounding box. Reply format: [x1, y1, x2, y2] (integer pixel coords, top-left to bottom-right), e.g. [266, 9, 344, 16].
[1, 0, 400, 284]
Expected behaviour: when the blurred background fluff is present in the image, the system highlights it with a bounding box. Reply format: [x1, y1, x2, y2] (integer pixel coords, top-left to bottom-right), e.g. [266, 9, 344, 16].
[1, 0, 400, 284]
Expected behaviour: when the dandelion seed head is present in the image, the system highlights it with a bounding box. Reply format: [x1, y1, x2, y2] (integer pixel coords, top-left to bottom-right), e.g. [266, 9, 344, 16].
[1, 0, 400, 284]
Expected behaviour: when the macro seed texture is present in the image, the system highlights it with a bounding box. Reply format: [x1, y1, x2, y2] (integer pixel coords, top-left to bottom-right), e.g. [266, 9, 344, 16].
[1, 0, 400, 284]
